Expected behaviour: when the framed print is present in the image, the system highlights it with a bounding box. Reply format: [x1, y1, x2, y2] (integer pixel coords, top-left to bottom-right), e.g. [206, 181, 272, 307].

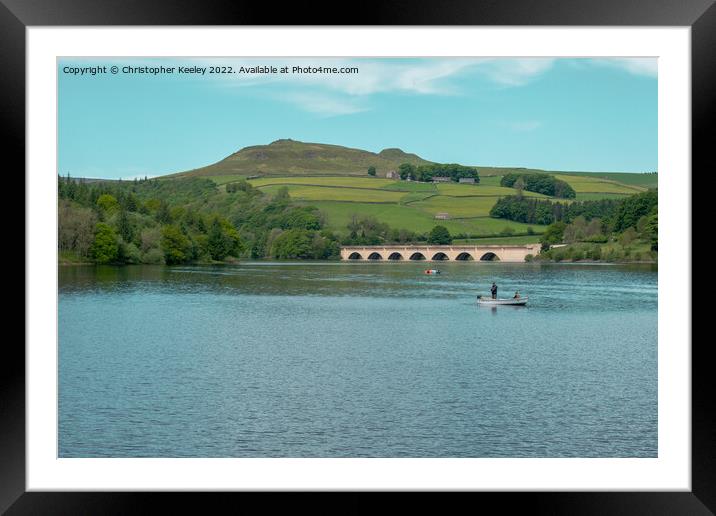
[6, 0, 711, 512]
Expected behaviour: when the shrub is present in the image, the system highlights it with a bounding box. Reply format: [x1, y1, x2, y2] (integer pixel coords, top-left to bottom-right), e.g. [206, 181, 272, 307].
[540, 221, 567, 248]
[141, 248, 165, 264]
[271, 228, 314, 259]
[604, 248, 621, 262]
[140, 227, 162, 253]
[118, 240, 141, 264]
[584, 233, 608, 243]
[619, 227, 638, 247]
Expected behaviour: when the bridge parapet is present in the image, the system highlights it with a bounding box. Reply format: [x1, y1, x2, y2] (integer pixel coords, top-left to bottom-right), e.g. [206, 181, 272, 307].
[340, 244, 541, 262]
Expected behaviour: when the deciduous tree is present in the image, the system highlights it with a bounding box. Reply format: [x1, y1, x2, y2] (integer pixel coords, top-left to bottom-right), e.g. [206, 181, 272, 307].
[90, 223, 119, 264]
[427, 225, 452, 245]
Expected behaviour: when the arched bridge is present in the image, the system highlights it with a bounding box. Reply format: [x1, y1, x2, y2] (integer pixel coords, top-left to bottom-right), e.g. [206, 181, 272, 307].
[340, 244, 541, 263]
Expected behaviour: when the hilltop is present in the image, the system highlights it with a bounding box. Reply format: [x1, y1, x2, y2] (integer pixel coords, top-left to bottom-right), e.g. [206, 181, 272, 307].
[167, 139, 657, 188]
[172, 139, 432, 179]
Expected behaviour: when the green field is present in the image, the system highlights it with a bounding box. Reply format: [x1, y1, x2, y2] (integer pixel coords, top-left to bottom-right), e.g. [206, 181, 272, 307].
[557, 171, 658, 189]
[231, 171, 651, 237]
[207, 174, 252, 185]
[399, 192, 437, 204]
[250, 179, 547, 232]
[574, 192, 633, 201]
[474, 175, 505, 186]
[409, 195, 501, 217]
[435, 183, 547, 198]
[454, 235, 542, 245]
[380, 181, 438, 192]
[305, 200, 545, 237]
[553, 174, 647, 194]
[249, 176, 396, 189]
[467, 172, 651, 197]
[257, 184, 406, 203]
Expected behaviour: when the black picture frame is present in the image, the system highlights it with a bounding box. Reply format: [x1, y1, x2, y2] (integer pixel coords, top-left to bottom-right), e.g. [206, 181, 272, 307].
[6, 0, 709, 512]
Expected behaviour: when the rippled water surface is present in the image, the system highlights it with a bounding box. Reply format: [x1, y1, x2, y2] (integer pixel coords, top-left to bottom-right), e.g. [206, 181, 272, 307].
[59, 262, 657, 457]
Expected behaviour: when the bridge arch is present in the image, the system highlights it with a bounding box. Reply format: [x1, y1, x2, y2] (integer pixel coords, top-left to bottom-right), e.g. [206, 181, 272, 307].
[480, 252, 500, 261]
[367, 252, 383, 260]
[409, 252, 426, 261]
[431, 252, 449, 261]
[387, 252, 403, 260]
[348, 252, 363, 260]
[455, 252, 474, 261]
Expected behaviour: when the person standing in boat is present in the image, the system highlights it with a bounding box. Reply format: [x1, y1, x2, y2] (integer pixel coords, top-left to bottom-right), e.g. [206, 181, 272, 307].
[491, 282, 498, 299]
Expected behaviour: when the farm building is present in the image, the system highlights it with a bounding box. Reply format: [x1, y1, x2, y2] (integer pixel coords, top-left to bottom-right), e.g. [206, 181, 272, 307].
[385, 170, 398, 179]
[431, 176, 451, 183]
[458, 177, 475, 184]
[435, 212, 450, 220]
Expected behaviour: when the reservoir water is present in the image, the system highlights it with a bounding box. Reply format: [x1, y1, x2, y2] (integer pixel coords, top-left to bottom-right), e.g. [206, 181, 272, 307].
[58, 262, 658, 457]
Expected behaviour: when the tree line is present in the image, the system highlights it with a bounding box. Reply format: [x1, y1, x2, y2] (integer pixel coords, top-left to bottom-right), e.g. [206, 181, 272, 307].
[58, 176, 342, 264]
[59, 175, 466, 264]
[490, 190, 657, 229]
[397, 163, 480, 183]
[500, 172, 576, 198]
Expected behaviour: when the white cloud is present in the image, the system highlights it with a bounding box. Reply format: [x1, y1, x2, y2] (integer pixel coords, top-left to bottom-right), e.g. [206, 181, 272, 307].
[189, 57, 490, 116]
[198, 57, 483, 96]
[589, 58, 658, 78]
[374, 58, 482, 94]
[280, 91, 369, 117]
[184, 57, 555, 94]
[206, 57, 556, 116]
[475, 59, 555, 86]
[66, 57, 558, 116]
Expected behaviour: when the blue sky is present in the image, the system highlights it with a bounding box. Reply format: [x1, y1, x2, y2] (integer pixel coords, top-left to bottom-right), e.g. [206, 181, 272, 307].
[58, 57, 657, 179]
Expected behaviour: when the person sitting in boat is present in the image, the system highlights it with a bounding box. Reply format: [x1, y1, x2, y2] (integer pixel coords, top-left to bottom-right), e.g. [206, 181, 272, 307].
[513, 291, 521, 299]
[490, 282, 498, 299]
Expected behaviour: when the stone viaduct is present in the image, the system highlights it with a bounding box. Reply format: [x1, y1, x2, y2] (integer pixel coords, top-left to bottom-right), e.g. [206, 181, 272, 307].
[340, 244, 541, 262]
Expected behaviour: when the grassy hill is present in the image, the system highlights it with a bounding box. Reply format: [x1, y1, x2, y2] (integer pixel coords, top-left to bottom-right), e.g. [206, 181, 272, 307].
[160, 139, 656, 243]
[172, 139, 432, 179]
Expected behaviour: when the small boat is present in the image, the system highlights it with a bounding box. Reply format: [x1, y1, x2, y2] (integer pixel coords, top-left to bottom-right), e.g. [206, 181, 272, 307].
[424, 269, 441, 275]
[476, 295, 528, 306]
